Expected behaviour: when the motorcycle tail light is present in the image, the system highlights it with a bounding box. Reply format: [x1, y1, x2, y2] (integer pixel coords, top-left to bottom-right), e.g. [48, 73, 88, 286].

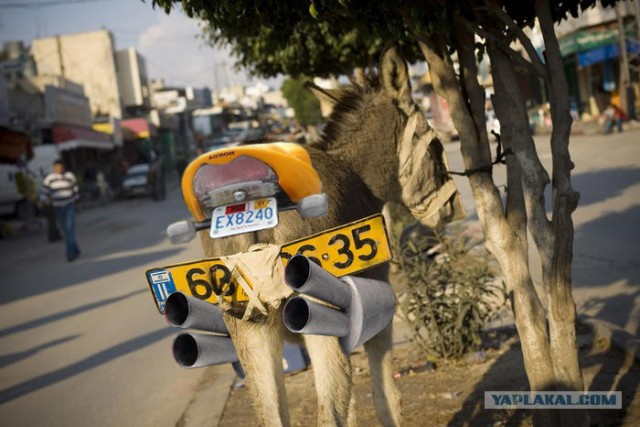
[192, 156, 282, 215]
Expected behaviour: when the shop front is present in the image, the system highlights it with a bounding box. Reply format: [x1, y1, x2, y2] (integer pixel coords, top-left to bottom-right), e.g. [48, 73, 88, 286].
[559, 22, 640, 117]
[51, 123, 116, 199]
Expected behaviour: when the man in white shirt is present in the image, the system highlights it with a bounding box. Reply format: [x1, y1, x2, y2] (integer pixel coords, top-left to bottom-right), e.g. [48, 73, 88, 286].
[43, 160, 81, 261]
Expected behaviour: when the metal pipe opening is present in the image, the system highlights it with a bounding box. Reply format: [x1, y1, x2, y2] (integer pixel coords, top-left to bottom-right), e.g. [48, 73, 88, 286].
[283, 297, 310, 332]
[165, 292, 189, 327]
[173, 333, 198, 367]
[284, 255, 311, 290]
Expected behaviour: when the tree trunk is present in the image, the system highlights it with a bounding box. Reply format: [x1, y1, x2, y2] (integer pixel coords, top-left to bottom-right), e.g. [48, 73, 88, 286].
[536, 0, 585, 401]
[417, 28, 556, 398]
[411, 0, 587, 424]
[487, 34, 587, 426]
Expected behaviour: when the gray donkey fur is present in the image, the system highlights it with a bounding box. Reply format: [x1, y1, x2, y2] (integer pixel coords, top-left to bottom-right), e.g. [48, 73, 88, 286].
[199, 46, 459, 426]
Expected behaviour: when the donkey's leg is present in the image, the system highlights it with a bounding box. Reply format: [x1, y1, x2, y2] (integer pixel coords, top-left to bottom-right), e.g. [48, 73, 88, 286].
[365, 322, 402, 427]
[225, 308, 289, 427]
[303, 334, 355, 427]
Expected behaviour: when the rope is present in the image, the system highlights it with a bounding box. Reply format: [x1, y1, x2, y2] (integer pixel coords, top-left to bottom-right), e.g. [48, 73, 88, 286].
[447, 130, 513, 177]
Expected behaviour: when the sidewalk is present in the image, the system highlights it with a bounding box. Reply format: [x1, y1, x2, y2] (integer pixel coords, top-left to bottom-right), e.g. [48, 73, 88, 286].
[0, 172, 183, 267]
[179, 315, 415, 427]
[533, 117, 640, 136]
[0, 171, 181, 240]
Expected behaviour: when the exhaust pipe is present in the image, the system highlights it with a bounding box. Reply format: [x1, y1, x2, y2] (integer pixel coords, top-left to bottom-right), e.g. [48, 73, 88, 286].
[285, 255, 351, 308]
[166, 292, 244, 377]
[172, 333, 245, 378]
[340, 276, 396, 353]
[283, 256, 396, 354]
[164, 292, 229, 334]
[283, 296, 350, 337]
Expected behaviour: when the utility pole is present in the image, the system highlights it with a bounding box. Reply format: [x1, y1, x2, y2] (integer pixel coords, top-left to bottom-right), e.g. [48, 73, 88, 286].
[635, 0, 640, 51]
[632, 0, 640, 78]
[56, 34, 66, 87]
[616, 2, 630, 112]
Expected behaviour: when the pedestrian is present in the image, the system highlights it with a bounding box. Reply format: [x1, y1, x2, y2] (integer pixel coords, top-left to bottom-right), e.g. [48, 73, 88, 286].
[603, 104, 625, 134]
[42, 159, 81, 261]
[624, 81, 637, 122]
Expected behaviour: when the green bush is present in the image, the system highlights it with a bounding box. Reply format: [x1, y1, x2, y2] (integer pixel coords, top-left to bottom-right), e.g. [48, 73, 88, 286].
[392, 221, 507, 360]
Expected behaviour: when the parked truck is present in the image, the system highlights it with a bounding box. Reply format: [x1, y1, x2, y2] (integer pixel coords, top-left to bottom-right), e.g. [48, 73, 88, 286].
[0, 145, 59, 218]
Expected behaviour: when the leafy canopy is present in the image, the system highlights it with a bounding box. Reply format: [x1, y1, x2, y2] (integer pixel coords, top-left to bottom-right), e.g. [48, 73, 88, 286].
[280, 78, 323, 126]
[150, 0, 620, 78]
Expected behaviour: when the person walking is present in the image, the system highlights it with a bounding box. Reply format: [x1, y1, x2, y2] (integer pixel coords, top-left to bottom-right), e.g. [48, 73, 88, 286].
[43, 160, 81, 261]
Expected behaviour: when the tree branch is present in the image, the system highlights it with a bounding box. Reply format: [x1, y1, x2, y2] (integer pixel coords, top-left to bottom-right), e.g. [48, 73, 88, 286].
[484, 0, 547, 73]
[453, 18, 491, 152]
[457, 16, 547, 80]
[416, 34, 507, 248]
[487, 40, 554, 265]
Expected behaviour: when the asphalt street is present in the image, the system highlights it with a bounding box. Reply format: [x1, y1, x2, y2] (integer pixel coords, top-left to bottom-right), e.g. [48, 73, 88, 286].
[444, 126, 640, 336]
[0, 182, 234, 427]
[0, 127, 638, 426]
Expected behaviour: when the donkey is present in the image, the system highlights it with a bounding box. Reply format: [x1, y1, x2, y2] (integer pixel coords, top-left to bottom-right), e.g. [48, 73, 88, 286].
[199, 45, 462, 426]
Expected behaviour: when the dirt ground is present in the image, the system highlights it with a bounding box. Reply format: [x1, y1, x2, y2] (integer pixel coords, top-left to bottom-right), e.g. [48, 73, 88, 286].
[217, 323, 640, 426]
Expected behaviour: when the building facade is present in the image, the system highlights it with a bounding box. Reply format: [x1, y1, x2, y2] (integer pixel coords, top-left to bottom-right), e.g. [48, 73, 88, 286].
[554, 2, 640, 117]
[31, 29, 123, 120]
[116, 47, 150, 116]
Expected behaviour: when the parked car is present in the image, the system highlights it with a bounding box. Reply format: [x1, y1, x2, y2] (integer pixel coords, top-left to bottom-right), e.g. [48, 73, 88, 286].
[122, 164, 150, 198]
[121, 163, 166, 201]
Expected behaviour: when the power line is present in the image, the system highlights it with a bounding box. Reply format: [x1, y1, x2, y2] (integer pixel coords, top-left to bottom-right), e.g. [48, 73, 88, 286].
[0, 0, 110, 9]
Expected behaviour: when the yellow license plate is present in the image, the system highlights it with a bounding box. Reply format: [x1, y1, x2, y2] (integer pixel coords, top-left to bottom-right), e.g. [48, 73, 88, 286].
[146, 214, 391, 314]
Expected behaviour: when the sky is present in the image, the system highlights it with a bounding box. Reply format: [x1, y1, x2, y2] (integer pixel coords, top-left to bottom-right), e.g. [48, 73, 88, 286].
[0, 0, 281, 91]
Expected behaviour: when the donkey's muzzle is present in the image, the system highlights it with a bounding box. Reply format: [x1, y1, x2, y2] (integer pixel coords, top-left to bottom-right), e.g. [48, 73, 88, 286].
[398, 111, 466, 229]
[410, 179, 466, 229]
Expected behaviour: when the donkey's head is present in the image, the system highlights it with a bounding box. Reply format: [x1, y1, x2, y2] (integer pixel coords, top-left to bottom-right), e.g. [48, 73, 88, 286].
[308, 45, 464, 229]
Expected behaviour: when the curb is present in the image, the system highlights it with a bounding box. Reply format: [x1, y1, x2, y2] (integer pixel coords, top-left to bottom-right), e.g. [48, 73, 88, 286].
[179, 315, 412, 426]
[179, 365, 237, 427]
[178, 315, 639, 425]
[578, 315, 640, 364]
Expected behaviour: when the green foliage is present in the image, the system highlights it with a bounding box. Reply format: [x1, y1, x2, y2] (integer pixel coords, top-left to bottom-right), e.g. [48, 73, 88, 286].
[149, 0, 621, 79]
[280, 78, 323, 126]
[392, 222, 507, 360]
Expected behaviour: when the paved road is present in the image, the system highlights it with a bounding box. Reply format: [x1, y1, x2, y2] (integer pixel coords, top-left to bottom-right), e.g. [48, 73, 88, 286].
[444, 126, 640, 336]
[0, 181, 234, 427]
[0, 128, 638, 427]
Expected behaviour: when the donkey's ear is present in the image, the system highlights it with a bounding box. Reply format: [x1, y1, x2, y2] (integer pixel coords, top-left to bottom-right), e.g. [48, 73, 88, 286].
[305, 82, 341, 107]
[380, 45, 413, 110]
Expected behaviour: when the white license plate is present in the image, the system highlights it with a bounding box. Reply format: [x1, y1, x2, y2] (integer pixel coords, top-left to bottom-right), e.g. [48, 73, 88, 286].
[210, 197, 278, 238]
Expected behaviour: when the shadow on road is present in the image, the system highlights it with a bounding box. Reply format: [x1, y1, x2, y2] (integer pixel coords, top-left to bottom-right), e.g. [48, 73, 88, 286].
[573, 205, 640, 288]
[447, 335, 530, 427]
[580, 290, 640, 336]
[0, 335, 82, 369]
[581, 321, 640, 423]
[0, 248, 182, 305]
[447, 326, 640, 426]
[0, 289, 147, 338]
[572, 166, 640, 208]
[0, 327, 174, 405]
